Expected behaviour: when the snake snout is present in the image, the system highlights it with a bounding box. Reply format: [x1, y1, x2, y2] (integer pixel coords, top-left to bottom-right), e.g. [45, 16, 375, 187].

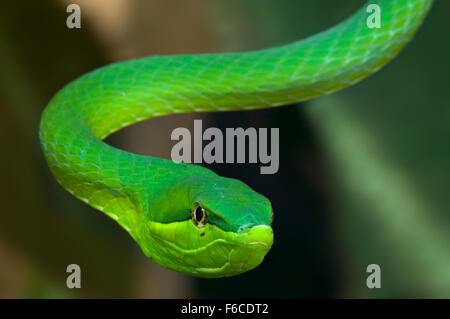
[244, 225, 274, 247]
[228, 225, 274, 274]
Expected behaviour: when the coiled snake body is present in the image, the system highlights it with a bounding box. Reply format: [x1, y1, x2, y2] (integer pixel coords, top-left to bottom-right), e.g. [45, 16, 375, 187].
[39, 0, 433, 278]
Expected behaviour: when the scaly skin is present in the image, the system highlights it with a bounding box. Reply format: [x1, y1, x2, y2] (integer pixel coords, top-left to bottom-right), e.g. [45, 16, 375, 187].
[39, 0, 433, 278]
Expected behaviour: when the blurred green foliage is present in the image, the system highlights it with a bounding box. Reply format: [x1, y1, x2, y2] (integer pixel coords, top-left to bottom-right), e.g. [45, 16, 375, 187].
[306, 1, 450, 297]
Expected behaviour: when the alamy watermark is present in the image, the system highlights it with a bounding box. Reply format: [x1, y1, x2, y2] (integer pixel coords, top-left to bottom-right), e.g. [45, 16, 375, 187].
[171, 120, 279, 174]
[66, 264, 81, 288]
[366, 264, 381, 289]
[66, 4, 81, 29]
[366, 4, 382, 29]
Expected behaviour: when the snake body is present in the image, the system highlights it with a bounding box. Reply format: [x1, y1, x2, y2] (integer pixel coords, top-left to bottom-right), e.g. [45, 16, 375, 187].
[39, 0, 433, 278]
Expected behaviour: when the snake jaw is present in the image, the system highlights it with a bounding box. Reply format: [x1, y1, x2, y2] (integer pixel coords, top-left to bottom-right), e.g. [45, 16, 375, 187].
[225, 225, 274, 275]
[143, 220, 273, 278]
[193, 225, 273, 277]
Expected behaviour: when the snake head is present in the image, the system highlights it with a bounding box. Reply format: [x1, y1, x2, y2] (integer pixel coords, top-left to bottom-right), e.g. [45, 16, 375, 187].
[140, 173, 274, 278]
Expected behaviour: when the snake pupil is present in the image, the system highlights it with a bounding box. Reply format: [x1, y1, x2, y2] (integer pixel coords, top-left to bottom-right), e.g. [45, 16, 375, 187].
[195, 206, 204, 222]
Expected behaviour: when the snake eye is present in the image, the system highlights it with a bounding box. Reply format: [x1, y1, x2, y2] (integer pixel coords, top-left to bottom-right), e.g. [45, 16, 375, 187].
[192, 202, 207, 227]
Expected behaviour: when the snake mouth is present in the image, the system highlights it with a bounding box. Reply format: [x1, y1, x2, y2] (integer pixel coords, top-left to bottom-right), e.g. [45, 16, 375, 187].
[235, 225, 273, 247]
[195, 225, 274, 277]
[145, 220, 273, 278]
[228, 224, 274, 273]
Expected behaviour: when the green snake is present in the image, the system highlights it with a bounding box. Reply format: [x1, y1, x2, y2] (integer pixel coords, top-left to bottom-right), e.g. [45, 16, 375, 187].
[39, 0, 433, 278]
